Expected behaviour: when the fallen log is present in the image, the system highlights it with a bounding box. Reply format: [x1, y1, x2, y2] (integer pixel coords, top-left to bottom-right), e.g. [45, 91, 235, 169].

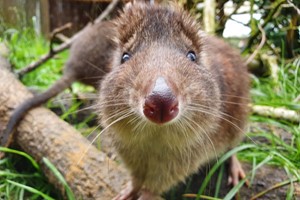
[0, 65, 129, 199]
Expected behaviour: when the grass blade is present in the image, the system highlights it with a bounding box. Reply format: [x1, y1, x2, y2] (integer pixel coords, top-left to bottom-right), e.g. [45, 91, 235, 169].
[42, 157, 75, 200]
[196, 144, 256, 199]
[0, 147, 40, 170]
[224, 154, 274, 200]
[6, 180, 55, 200]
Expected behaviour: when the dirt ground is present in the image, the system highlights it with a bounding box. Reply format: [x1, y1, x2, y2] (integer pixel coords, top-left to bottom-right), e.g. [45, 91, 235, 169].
[163, 161, 299, 200]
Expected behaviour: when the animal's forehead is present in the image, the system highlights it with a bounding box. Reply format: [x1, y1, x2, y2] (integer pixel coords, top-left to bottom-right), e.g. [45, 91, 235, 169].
[143, 12, 181, 31]
[115, 3, 202, 52]
[121, 5, 182, 35]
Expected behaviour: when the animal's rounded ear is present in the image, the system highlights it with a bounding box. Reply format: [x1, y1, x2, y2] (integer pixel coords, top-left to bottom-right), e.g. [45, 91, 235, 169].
[124, 1, 133, 10]
[124, 0, 148, 11]
[127, 0, 151, 6]
[125, 0, 144, 8]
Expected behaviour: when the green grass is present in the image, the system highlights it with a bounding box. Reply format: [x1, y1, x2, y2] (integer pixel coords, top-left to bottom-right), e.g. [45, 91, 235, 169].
[3, 27, 96, 127]
[3, 28, 67, 90]
[246, 57, 300, 169]
[251, 58, 300, 108]
[236, 57, 300, 198]
[0, 28, 81, 199]
[1, 26, 300, 199]
[0, 147, 64, 199]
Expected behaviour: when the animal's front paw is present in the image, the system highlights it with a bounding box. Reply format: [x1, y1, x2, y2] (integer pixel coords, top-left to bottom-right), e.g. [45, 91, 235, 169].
[113, 181, 139, 200]
[228, 154, 249, 187]
[138, 189, 164, 200]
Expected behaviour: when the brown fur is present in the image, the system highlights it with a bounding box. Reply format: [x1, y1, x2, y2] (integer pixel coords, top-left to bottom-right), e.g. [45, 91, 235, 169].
[99, 4, 248, 198]
[64, 21, 116, 87]
[98, 3, 249, 199]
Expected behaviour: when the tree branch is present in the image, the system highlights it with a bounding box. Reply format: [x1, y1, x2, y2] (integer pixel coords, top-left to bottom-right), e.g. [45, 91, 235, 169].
[245, 24, 266, 66]
[244, 0, 286, 52]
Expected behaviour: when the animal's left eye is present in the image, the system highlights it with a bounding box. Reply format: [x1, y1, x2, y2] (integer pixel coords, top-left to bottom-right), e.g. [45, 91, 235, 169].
[186, 51, 196, 62]
[121, 52, 131, 64]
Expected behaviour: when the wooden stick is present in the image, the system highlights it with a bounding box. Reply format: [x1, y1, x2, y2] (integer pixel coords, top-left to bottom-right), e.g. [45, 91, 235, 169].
[245, 24, 266, 66]
[203, 0, 216, 34]
[49, 22, 72, 53]
[251, 105, 300, 123]
[244, 0, 285, 51]
[250, 178, 299, 200]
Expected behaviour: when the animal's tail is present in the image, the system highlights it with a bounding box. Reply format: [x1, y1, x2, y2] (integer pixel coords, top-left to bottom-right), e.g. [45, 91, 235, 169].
[1, 73, 75, 147]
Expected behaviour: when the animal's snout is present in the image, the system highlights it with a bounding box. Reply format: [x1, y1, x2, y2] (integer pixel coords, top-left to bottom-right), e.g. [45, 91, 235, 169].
[143, 77, 179, 124]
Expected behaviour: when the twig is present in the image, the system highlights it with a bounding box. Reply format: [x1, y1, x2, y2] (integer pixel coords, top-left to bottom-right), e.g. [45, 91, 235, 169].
[250, 178, 299, 200]
[221, 1, 244, 25]
[16, 41, 72, 77]
[245, 24, 266, 65]
[95, 0, 120, 24]
[49, 22, 72, 53]
[244, 0, 286, 51]
[228, 17, 248, 26]
[287, 0, 300, 15]
[251, 105, 300, 123]
[50, 22, 72, 39]
[55, 33, 70, 43]
[17, 0, 120, 77]
[265, 40, 280, 57]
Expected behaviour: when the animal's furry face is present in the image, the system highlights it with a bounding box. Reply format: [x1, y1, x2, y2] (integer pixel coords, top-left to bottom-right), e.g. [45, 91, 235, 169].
[99, 3, 221, 142]
[97, 2, 248, 196]
[113, 3, 202, 61]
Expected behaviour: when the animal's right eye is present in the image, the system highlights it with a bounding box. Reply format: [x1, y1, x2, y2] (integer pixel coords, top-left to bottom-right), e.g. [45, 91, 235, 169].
[121, 53, 131, 63]
[186, 51, 196, 62]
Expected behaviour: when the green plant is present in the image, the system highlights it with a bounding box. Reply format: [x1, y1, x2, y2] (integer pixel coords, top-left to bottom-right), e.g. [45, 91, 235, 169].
[0, 147, 64, 200]
[3, 28, 68, 90]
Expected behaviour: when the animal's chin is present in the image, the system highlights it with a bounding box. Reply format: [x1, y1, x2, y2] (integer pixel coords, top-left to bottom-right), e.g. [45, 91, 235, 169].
[144, 115, 180, 127]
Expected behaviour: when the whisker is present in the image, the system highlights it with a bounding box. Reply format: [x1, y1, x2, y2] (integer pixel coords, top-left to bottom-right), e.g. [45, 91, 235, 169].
[193, 98, 250, 106]
[187, 104, 241, 122]
[180, 117, 212, 173]
[102, 108, 133, 125]
[76, 110, 134, 165]
[185, 106, 256, 145]
[176, 118, 197, 174]
[76, 123, 103, 165]
[84, 123, 102, 141]
[83, 60, 107, 74]
[51, 96, 99, 103]
[65, 106, 96, 115]
[78, 76, 105, 81]
[50, 101, 128, 116]
[95, 101, 128, 108]
[182, 115, 219, 164]
[219, 94, 251, 100]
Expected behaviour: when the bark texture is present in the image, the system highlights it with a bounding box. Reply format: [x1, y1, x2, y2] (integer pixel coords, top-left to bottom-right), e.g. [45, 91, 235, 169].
[0, 65, 129, 199]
